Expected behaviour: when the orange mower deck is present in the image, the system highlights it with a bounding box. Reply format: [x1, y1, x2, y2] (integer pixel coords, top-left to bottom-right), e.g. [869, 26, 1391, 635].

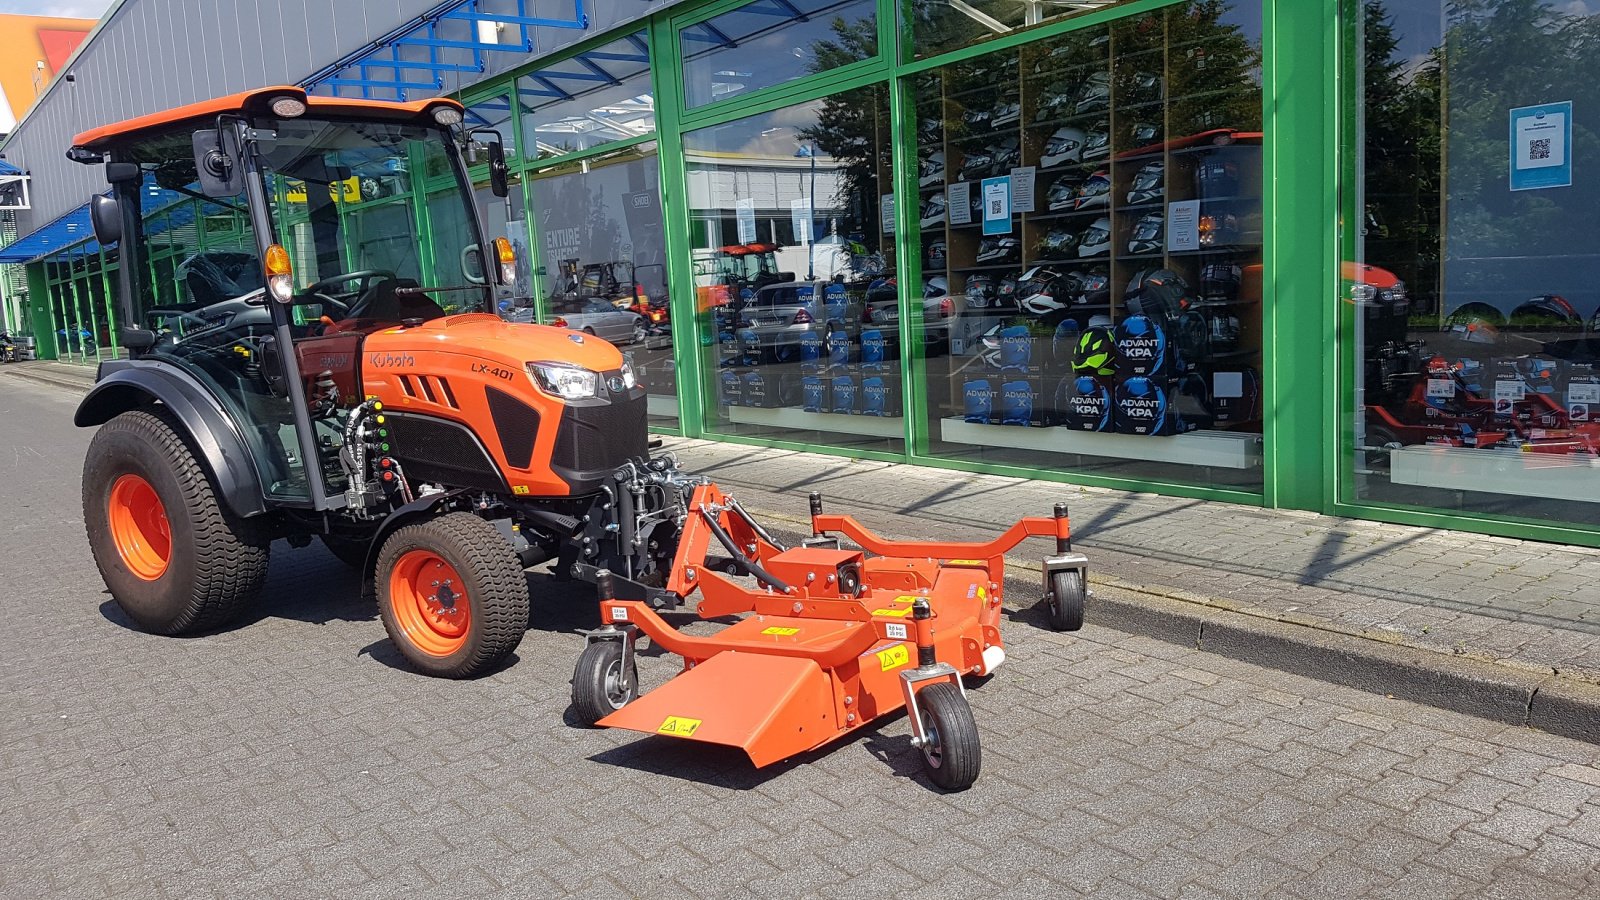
[571, 484, 1090, 791]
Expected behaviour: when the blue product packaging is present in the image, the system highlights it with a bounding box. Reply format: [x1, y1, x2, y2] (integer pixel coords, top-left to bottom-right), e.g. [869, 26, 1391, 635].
[831, 375, 859, 414]
[1001, 379, 1035, 426]
[720, 370, 745, 408]
[963, 378, 994, 423]
[736, 327, 762, 366]
[861, 329, 888, 369]
[1055, 376, 1114, 432]
[1052, 319, 1082, 367]
[799, 327, 825, 372]
[1115, 376, 1169, 435]
[861, 376, 900, 417]
[824, 283, 849, 322]
[742, 372, 771, 407]
[801, 375, 827, 412]
[1114, 313, 1167, 378]
[999, 325, 1033, 372]
[828, 329, 853, 368]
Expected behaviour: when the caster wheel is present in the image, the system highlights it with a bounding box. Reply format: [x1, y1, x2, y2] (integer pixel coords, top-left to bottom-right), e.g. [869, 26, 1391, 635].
[916, 682, 981, 791]
[572, 640, 638, 725]
[1046, 569, 1085, 632]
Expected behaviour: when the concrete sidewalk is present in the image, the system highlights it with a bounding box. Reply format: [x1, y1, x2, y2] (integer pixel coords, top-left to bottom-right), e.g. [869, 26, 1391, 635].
[11, 358, 1600, 740]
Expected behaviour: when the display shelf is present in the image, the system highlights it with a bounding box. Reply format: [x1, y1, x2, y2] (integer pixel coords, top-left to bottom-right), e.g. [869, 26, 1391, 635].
[953, 261, 1024, 273]
[730, 406, 904, 439]
[1028, 207, 1109, 222]
[1031, 110, 1115, 133]
[1112, 149, 1164, 165]
[1113, 201, 1166, 215]
[1037, 160, 1107, 178]
[940, 418, 1262, 469]
[1390, 445, 1600, 503]
[1115, 252, 1164, 262]
[1168, 245, 1262, 258]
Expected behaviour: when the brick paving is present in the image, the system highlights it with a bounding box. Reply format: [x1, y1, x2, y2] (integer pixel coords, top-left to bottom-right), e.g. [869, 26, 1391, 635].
[5, 376, 1600, 896]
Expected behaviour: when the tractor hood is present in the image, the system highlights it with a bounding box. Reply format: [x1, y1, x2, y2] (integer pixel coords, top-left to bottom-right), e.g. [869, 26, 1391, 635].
[362, 313, 627, 372]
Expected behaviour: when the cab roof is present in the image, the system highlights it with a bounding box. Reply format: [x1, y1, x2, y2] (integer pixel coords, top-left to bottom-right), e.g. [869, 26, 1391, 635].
[70, 85, 464, 156]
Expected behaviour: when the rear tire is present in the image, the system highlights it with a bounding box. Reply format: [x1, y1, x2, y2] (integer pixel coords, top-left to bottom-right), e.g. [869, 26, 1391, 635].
[917, 682, 981, 791]
[83, 410, 270, 635]
[571, 640, 638, 725]
[376, 513, 529, 678]
[1046, 570, 1086, 632]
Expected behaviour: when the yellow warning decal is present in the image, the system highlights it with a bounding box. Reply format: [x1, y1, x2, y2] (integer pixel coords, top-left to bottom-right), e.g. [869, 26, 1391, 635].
[877, 644, 910, 672]
[761, 626, 800, 636]
[657, 716, 702, 737]
[945, 558, 986, 567]
[512, 485, 531, 495]
[871, 608, 913, 618]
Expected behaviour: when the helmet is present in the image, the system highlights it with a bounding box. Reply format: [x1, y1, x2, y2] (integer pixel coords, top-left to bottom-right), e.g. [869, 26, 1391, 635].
[996, 274, 1020, 306]
[1017, 267, 1070, 316]
[1509, 295, 1583, 332]
[1196, 158, 1240, 196]
[918, 117, 941, 142]
[1443, 302, 1505, 344]
[1130, 121, 1161, 146]
[1036, 228, 1080, 259]
[1075, 71, 1111, 114]
[920, 194, 947, 227]
[1075, 171, 1112, 210]
[919, 151, 945, 187]
[924, 276, 950, 299]
[1200, 263, 1242, 302]
[926, 240, 947, 266]
[959, 147, 995, 181]
[1052, 319, 1083, 365]
[1035, 87, 1075, 123]
[1078, 218, 1112, 257]
[965, 274, 997, 309]
[1128, 212, 1165, 254]
[1073, 325, 1117, 376]
[1074, 268, 1111, 306]
[1203, 309, 1241, 354]
[1127, 161, 1165, 204]
[1041, 127, 1086, 168]
[1199, 213, 1240, 247]
[1046, 176, 1079, 212]
[991, 138, 1021, 171]
[964, 107, 994, 130]
[992, 103, 1021, 127]
[1128, 71, 1164, 103]
[1082, 123, 1111, 160]
[866, 276, 897, 303]
[1125, 269, 1196, 323]
[976, 237, 1021, 263]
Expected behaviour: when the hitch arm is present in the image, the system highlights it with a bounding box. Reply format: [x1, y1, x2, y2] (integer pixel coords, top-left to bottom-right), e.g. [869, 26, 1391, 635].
[810, 512, 1070, 560]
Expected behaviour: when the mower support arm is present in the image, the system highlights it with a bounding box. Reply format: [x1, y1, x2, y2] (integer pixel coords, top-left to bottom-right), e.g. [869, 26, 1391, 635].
[599, 599, 880, 668]
[810, 513, 1070, 561]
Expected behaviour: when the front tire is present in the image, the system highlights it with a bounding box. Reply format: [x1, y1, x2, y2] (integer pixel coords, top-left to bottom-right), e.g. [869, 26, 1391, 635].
[83, 410, 270, 635]
[917, 682, 981, 791]
[1046, 570, 1086, 632]
[571, 640, 638, 725]
[376, 513, 529, 678]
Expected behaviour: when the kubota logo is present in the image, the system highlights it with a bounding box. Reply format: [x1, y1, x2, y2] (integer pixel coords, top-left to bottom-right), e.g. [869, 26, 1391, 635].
[369, 351, 414, 368]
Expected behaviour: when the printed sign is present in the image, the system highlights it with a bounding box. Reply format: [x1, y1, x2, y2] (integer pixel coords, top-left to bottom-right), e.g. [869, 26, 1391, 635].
[1168, 200, 1200, 252]
[881, 193, 895, 234]
[981, 176, 1012, 236]
[1510, 102, 1572, 191]
[947, 182, 972, 226]
[790, 198, 813, 244]
[1010, 166, 1037, 213]
[736, 198, 757, 244]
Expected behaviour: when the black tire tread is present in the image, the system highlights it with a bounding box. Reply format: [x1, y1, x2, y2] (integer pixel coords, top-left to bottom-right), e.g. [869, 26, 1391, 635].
[919, 682, 981, 791]
[376, 512, 529, 678]
[571, 641, 637, 725]
[1048, 569, 1086, 632]
[83, 409, 270, 635]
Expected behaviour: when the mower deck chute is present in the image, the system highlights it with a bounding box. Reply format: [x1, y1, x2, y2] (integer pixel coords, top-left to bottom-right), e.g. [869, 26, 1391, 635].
[573, 484, 1090, 791]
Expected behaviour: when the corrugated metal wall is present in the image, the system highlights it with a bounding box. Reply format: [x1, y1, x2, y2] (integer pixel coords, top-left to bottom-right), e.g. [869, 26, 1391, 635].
[1, 0, 682, 241]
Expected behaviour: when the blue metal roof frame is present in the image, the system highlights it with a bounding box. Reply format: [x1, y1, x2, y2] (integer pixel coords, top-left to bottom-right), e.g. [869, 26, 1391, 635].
[0, 180, 208, 265]
[0, 159, 22, 176]
[302, 0, 593, 102]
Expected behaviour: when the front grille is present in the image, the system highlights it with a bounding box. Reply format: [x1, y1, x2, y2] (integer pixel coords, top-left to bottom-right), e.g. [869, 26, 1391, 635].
[551, 388, 647, 491]
[485, 386, 539, 470]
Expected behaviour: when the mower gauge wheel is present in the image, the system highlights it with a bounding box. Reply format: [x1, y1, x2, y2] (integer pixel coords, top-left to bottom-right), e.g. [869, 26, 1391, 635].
[571, 640, 639, 725]
[916, 682, 981, 791]
[1046, 570, 1086, 632]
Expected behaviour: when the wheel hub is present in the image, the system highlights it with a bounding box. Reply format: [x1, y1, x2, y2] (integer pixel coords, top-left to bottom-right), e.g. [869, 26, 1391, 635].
[390, 552, 471, 656]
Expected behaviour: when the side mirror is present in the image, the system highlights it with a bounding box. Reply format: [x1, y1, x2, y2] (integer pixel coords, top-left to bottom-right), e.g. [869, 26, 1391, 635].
[90, 195, 122, 245]
[488, 140, 508, 198]
[192, 128, 244, 197]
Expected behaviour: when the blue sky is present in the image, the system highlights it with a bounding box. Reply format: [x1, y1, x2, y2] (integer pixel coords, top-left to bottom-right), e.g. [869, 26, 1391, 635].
[0, 0, 110, 17]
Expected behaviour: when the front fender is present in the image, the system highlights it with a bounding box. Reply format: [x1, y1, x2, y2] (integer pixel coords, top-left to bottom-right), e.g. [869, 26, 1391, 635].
[361, 489, 474, 579]
[75, 360, 269, 519]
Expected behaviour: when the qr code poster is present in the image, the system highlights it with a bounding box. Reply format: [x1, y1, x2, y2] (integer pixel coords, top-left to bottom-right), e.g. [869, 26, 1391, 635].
[1510, 101, 1572, 191]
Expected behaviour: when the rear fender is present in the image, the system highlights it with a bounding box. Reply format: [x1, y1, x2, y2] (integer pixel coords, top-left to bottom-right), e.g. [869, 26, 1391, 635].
[74, 360, 269, 518]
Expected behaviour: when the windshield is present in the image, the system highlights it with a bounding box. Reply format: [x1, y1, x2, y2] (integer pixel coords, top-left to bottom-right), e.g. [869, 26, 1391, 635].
[257, 118, 490, 314]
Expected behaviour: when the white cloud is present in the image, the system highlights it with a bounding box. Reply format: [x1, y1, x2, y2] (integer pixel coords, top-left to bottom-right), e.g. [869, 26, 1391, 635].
[0, 0, 111, 19]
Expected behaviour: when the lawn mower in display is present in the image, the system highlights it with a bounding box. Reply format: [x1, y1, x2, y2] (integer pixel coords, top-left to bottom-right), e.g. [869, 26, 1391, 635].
[571, 484, 1089, 791]
[70, 86, 700, 679]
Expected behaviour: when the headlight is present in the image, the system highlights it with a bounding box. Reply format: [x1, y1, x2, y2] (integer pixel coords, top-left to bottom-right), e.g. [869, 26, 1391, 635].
[527, 361, 597, 400]
[620, 360, 637, 390]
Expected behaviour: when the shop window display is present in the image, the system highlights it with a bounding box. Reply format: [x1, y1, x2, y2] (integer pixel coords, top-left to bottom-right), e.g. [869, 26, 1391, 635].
[524, 146, 677, 424]
[684, 85, 902, 452]
[1352, 0, 1600, 527]
[913, 2, 1264, 489]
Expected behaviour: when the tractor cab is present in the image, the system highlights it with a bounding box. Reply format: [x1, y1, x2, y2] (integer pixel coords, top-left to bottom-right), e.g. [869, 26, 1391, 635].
[71, 86, 514, 509]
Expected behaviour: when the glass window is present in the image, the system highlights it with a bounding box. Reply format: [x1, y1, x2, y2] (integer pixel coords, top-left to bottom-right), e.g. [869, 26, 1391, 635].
[526, 145, 677, 424]
[465, 93, 520, 161]
[684, 85, 901, 451]
[911, 2, 1263, 490]
[681, 0, 878, 109]
[519, 32, 655, 159]
[1350, 1, 1600, 529]
[906, 0, 1146, 61]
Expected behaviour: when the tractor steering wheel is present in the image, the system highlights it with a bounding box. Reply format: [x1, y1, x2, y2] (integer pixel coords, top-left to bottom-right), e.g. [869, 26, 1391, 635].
[304, 269, 396, 302]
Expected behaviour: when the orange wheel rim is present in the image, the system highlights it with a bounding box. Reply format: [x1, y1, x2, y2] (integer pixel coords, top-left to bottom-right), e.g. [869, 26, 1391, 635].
[389, 550, 471, 656]
[108, 474, 171, 581]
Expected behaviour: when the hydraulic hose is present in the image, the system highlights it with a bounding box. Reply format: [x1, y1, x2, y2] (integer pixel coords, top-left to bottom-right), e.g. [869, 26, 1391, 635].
[700, 507, 793, 594]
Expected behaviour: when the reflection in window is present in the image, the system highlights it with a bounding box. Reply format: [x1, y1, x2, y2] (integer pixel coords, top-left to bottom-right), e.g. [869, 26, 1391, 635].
[1352, 0, 1600, 528]
[906, 0, 1143, 60]
[464, 94, 518, 158]
[681, 0, 879, 109]
[518, 32, 655, 159]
